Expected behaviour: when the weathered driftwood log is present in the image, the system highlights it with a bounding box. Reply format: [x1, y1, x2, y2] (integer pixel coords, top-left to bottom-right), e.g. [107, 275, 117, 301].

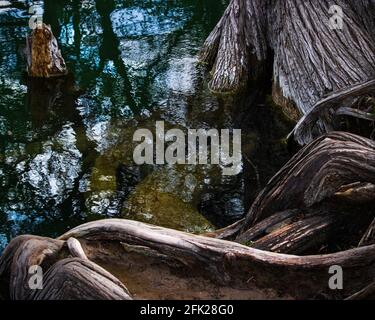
[26, 23, 68, 78]
[200, 0, 375, 143]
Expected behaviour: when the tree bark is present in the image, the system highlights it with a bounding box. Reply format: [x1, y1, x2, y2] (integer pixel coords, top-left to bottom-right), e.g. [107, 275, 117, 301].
[0, 235, 131, 300]
[237, 132, 375, 236]
[200, 0, 269, 93]
[1, 218, 374, 300]
[200, 0, 375, 143]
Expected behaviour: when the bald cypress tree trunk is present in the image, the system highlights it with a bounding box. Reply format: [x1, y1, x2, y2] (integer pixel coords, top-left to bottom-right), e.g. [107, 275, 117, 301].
[200, 0, 375, 144]
[200, 0, 269, 93]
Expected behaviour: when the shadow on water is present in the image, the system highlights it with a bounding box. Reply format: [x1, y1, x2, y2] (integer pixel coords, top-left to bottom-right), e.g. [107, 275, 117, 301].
[0, 0, 293, 252]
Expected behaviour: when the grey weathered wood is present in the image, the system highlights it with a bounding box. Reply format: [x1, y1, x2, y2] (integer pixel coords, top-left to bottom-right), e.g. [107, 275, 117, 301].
[201, 0, 375, 142]
[292, 80, 375, 145]
[251, 212, 337, 254]
[1, 133, 375, 299]
[58, 218, 375, 299]
[199, 0, 268, 93]
[34, 258, 132, 300]
[67, 237, 88, 260]
[237, 132, 375, 234]
[204, 218, 245, 240]
[336, 107, 375, 122]
[236, 210, 297, 243]
[0, 236, 131, 300]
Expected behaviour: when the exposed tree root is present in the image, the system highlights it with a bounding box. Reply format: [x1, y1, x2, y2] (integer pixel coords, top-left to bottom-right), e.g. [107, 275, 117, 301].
[1, 218, 375, 300]
[237, 131, 375, 236]
[0, 235, 131, 300]
[1, 132, 375, 300]
[292, 80, 375, 145]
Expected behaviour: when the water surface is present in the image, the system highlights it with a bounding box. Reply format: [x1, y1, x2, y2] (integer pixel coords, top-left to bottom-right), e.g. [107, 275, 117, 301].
[0, 0, 293, 252]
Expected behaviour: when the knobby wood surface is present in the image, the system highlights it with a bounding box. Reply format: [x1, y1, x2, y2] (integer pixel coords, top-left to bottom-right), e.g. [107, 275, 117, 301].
[238, 132, 375, 233]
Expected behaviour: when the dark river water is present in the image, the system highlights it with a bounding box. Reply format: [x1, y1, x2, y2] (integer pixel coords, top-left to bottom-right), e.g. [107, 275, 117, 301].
[0, 0, 293, 252]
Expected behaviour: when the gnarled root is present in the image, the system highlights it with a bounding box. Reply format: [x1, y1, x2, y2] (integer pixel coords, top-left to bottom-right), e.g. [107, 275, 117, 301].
[236, 132, 375, 258]
[0, 235, 131, 300]
[1, 132, 375, 300]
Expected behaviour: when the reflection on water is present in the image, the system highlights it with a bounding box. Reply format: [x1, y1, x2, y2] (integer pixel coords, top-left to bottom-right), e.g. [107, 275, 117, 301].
[0, 0, 293, 252]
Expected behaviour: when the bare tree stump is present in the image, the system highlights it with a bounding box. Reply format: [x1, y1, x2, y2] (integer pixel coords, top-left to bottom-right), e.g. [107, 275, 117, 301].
[26, 23, 68, 78]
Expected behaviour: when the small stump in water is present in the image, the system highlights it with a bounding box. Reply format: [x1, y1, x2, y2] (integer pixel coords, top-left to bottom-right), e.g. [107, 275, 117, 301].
[26, 23, 68, 78]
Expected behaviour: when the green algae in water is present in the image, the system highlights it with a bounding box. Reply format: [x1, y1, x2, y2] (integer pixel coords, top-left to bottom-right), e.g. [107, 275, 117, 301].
[120, 165, 221, 233]
[123, 190, 214, 234]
